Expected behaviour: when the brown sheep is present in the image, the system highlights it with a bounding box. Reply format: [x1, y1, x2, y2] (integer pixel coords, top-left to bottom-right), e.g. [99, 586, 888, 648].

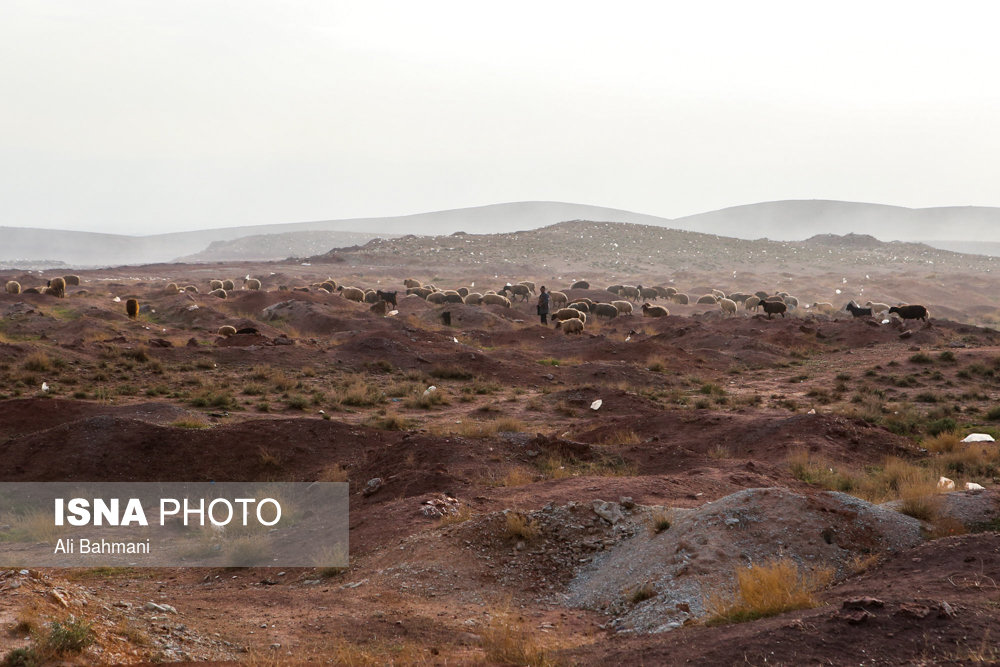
[642, 303, 669, 317]
[555, 318, 584, 334]
[5, 280, 20, 295]
[340, 286, 365, 302]
[125, 298, 139, 318]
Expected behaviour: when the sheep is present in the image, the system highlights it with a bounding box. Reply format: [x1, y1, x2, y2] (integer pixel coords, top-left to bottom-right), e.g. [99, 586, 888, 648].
[210, 280, 224, 291]
[782, 295, 799, 309]
[570, 280, 590, 289]
[427, 291, 447, 304]
[464, 292, 483, 305]
[376, 290, 398, 307]
[719, 298, 737, 315]
[568, 301, 590, 313]
[575, 297, 596, 307]
[696, 294, 718, 305]
[866, 301, 890, 314]
[711, 289, 726, 299]
[638, 285, 659, 300]
[606, 285, 624, 295]
[209, 288, 228, 299]
[222, 279, 235, 291]
[5, 280, 20, 294]
[481, 294, 511, 307]
[165, 282, 179, 294]
[245, 278, 262, 290]
[592, 303, 620, 319]
[651, 286, 670, 298]
[744, 296, 761, 311]
[754, 291, 770, 301]
[218, 325, 237, 337]
[321, 280, 338, 292]
[125, 298, 139, 318]
[668, 293, 689, 305]
[518, 281, 536, 294]
[44, 277, 66, 298]
[293, 286, 310, 292]
[889, 305, 929, 321]
[612, 300, 634, 315]
[619, 285, 641, 302]
[555, 318, 584, 334]
[845, 301, 872, 318]
[409, 287, 433, 299]
[549, 290, 569, 307]
[457, 287, 470, 298]
[810, 302, 835, 314]
[500, 284, 530, 302]
[553, 307, 585, 322]
[63, 275, 80, 286]
[403, 278, 422, 289]
[23, 287, 41, 294]
[441, 291, 464, 304]
[340, 286, 365, 302]
[642, 303, 669, 317]
[663, 286, 678, 296]
[762, 300, 787, 319]
[370, 300, 389, 316]
[364, 290, 380, 304]
[184, 285, 199, 293]
[727, 292, 751, 304]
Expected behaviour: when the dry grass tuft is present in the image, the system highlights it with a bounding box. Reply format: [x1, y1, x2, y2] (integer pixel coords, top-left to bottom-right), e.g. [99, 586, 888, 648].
[599, 429, 641, 446]
[317, 463, 349, 482]
[480, 610, 559, 667]
[706, 558, 833, 625]
[503, 512, 539, 541]
[923, 431, 961, 453]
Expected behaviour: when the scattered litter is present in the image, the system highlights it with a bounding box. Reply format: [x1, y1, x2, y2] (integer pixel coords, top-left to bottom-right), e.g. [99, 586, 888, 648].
[41, 382, 49, 393]
[423, 386, 437, 397]
[453, 337, 459, 343]
[590, 399, 603, 410]
[807, 408, 816, 414]
[112, 296, 121, 302]
[965, 482, 985, 491]
[962, 433, 995, 443]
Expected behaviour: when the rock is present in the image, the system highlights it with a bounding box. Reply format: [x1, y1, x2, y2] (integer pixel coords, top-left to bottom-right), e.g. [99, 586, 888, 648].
[591, 500, 624, 525]
[148, 338, 173, 348]
[843, 596, 884, 610]
[899, 330, 913, 339]
[961, 433, 995, 443]
[619, 497, 635, 510]
[937, 477, 956, 491]
[838, 608, 875, 624]
[965, 482, 985, 491]
[186, 337, 199, 348]
[363, 478, 383, 497]
[897, 603, 930, 619]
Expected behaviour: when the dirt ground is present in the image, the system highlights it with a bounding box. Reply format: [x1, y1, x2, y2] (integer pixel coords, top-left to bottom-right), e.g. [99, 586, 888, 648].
[1, 244, 1000, 665]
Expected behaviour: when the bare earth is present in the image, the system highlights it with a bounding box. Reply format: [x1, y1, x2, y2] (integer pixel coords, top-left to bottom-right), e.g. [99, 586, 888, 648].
[1, 226, 999, 665]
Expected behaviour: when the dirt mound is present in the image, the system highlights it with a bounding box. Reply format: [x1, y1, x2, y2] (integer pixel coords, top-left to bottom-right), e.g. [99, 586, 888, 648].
[576, 533, 1000, 665]
[566, 487, 922, 633]
[0, 399, 203, 438]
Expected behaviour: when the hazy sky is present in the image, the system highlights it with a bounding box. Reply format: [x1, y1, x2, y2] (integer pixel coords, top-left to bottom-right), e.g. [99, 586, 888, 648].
[3, 1, 1000, 234]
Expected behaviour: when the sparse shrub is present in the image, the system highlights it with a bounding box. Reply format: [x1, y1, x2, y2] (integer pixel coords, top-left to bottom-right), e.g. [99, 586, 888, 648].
[537, 358, 561, 367]
[600, 429, 641, 446]
[503, 512, 539, 541]
[706, 558, 833, 625]
[909, 352, 933, 364]
[317, 463, 349, 482]
[939, 350, 956, 363]
[926, 417, 957, 436]
[257, 446, 282, 468]
[22, 352, 52, 372]
[480, 610, 556, 667]
[170, 419, 210, 429]
[987, 406, 1000, 421]
[336, 379, 384, 407]
[897, 479, 941, 522]
[628, 582, 657, 604]
[121, 346, 149, 363]
[284, 395, 309, 410]
[649, 510, 672, 534]
[922, 431, 960, 453]
[363, 412, 412, 430]
[429, 365, 473, 380]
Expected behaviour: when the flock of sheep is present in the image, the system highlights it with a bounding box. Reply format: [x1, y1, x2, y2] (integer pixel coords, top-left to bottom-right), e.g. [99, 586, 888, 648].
[3, 275, 929, 335]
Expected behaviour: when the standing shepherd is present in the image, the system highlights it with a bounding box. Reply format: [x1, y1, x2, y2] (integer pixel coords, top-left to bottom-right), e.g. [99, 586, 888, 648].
[537, 286, 551, 325]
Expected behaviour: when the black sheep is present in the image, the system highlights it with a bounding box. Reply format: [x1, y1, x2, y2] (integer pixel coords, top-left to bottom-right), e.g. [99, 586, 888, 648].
[762, 300, 787, 319]
[375, 290, 398, 307]
[889, 305, 928, 321]
[845, 302, 872, 318]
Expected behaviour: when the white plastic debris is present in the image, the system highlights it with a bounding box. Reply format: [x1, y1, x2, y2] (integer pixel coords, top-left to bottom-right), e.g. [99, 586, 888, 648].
[453, 337, 459, 343]
[386, 310, 399, 317]
[423, 386, 437, 397]
[965, 482, 985, 491]
[590, 399, 603, 411]
[41, 382, 49, 393]
[113, 296, 121, 302]
[881, 319, 890, 325]
[962, 433, 995, 443]
[807, 408, 816, 414]
[835, 289, 842, 294]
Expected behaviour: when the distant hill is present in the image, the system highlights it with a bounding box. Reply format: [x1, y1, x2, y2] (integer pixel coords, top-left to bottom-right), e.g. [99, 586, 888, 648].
[924, 240, 1000, 257]
[0, 202, 671, 268]
[318, 220, 998, 275]
[3, 199, 1000, 268]
[670, 200, 1000, 243]
[175, 231, 401, 262]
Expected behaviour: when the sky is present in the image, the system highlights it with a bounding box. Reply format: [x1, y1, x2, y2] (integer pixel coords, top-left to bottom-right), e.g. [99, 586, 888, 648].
[3, 1, 1000, 234]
